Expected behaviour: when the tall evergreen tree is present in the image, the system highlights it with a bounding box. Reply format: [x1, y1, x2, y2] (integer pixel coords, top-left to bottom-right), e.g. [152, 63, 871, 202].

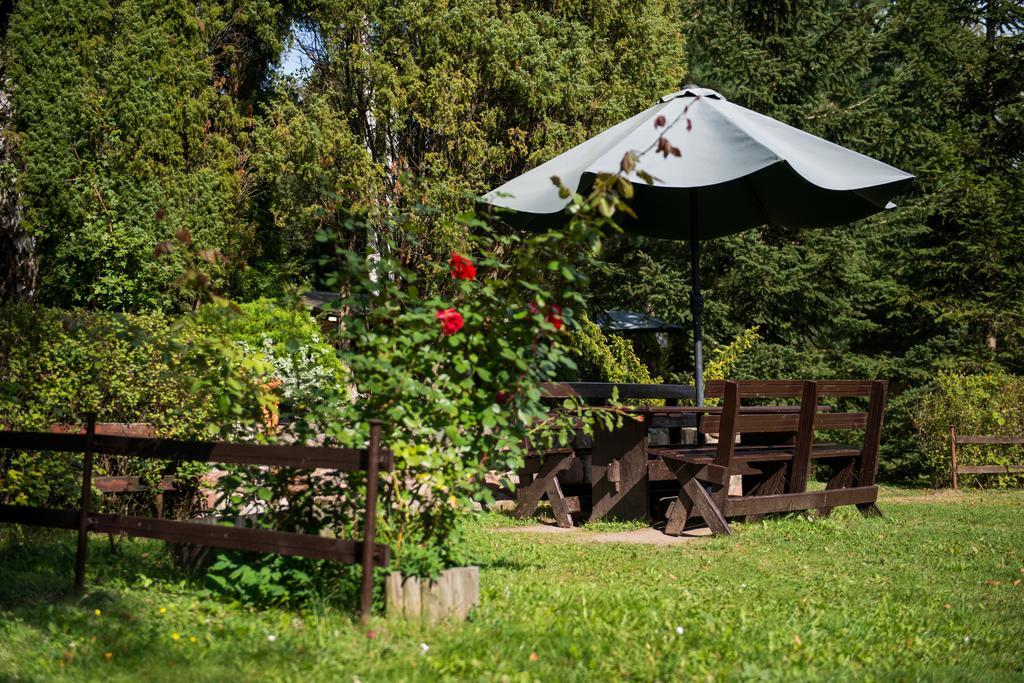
[590, 0, 892, 380]
[589, 0, 1024, 479]
[0, 1, 35, 302]
[863, 0, 1024, 378]
[249, 0, 687, 284]
[4, 0, 293, 310]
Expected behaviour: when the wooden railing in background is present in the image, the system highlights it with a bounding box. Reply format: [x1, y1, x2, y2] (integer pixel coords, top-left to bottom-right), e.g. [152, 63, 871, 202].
[949, 426, 1024, 490]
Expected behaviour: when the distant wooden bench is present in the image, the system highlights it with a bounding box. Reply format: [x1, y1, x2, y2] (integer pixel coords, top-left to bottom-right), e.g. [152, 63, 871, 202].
[26, 422, 188, 516]
[660, 379, 888, 536]
[949, 426, 1024, 490]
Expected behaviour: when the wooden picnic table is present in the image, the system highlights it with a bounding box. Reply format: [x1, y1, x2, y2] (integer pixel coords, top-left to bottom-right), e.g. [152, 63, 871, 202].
[517, 380, 886, 532]
[584, 404, 815, 523]
[516, 403, 818, 526]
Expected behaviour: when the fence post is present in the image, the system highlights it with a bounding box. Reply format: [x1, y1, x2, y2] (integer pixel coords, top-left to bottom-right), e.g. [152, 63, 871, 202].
[360, 420, 383, 624]
[950, 425, 958, 490]
[74, 413, 96, 591]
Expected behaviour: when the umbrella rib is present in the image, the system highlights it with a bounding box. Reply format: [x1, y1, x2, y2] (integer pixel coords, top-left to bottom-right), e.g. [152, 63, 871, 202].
[743, 174, 774, 227]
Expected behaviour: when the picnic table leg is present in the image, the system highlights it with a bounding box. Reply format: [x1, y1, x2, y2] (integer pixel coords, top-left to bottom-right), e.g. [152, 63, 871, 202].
[663, 458, 695, 535]
[588, 416, 650, 523]
[544, 475, 574, 528]
[512, 452, 573, 525]
[515, 469, 535, 504]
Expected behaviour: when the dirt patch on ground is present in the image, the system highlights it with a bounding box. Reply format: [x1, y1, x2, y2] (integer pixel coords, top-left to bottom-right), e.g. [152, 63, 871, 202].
[493, 524, 712, 545]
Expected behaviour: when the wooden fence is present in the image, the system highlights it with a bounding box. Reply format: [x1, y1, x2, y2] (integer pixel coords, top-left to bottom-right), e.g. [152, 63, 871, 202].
[949, 426, 1024, 489]
[0, 415, 393, 622]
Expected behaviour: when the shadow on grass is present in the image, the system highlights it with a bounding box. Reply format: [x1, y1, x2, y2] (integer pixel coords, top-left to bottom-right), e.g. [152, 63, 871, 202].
[472, 556, 540, 571]
[1, 525, 377, 618]
[0, 526, 189, 607]
[0, 527, 230, 678]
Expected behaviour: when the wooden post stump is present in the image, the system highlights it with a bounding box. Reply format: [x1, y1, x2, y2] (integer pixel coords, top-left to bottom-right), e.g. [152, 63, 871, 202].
[385, 566, 479, 624]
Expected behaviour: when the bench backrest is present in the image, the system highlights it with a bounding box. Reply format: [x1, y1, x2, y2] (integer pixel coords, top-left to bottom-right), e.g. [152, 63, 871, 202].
[704, 379, 878, 399]
[702, 380, 888, 491]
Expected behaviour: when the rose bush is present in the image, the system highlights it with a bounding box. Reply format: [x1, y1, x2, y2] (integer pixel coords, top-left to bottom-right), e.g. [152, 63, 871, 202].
[203, 185, 630, 600]
[448, 252, 477, 281]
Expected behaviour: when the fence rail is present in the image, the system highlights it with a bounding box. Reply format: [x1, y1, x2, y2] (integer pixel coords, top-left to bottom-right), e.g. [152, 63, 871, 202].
[949, 425, 1024, 490]
[0, 416, 393, 622]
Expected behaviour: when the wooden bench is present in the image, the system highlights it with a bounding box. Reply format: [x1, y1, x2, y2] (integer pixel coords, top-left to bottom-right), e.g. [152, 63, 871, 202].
[949, 427, 1024, 489]
[511, 382, 695, 527]
[0, 415, 392, 622]
[659, 379, 887, 536]
[38, 422, 180, 513]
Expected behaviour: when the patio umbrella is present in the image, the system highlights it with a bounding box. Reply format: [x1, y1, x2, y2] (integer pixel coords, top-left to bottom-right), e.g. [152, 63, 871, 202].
[594, 310, 685, 334]
[483, 85, 914, 404]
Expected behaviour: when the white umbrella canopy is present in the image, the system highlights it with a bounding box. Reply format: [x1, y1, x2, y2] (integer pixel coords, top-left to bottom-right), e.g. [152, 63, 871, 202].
[483, 85, 914, 403]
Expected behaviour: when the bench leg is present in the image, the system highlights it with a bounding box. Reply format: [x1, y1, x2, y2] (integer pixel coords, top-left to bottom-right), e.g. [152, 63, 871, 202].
[742, 462, 787, 524]
[664, 467, 731, 537]
[512, 453, 573, 525]
[664, 494, 694, 536]
[857, 502, 883, 518]
[815, 459, 855, 518]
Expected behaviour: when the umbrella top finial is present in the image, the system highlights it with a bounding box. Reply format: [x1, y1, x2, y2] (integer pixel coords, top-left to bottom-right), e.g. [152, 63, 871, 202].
[661, 85, 725, 103]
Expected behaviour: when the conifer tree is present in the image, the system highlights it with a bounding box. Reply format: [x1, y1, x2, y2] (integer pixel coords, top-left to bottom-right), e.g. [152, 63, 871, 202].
[4, 0, 292, 310]
[0, 3, 35, 302]
[250, 0, 687, 280]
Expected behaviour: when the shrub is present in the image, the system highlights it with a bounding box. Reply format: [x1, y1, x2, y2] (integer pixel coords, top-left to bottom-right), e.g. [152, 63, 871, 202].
[568, 313, 659, 385]
[0, 305, 210, 511]
[5, 0, 283, 310]
[187, 298, 352, 421]
[204, 191, 626, 591]
[913, 371, 1024, 487]
[0, 301, 342, 512]
[704, 326, 761, 381]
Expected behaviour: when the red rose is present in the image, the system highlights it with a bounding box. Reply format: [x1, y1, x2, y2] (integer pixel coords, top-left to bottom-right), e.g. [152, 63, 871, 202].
[495, 390, 513, 405]
[436, 308, 464, 336]
[545, 304, 564, 331]
[449, 252, 477, 280]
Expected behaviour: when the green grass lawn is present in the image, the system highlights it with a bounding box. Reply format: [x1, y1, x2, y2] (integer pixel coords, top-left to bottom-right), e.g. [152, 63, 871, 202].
[2, 487, 1023, 682]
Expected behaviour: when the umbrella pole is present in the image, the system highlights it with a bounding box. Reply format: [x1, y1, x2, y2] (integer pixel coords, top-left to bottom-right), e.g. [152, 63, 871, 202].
[690, 194, 704, 407]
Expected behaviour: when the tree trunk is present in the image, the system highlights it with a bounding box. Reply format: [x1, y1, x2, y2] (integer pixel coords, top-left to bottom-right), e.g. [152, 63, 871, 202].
[0, 60, 37, 303]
